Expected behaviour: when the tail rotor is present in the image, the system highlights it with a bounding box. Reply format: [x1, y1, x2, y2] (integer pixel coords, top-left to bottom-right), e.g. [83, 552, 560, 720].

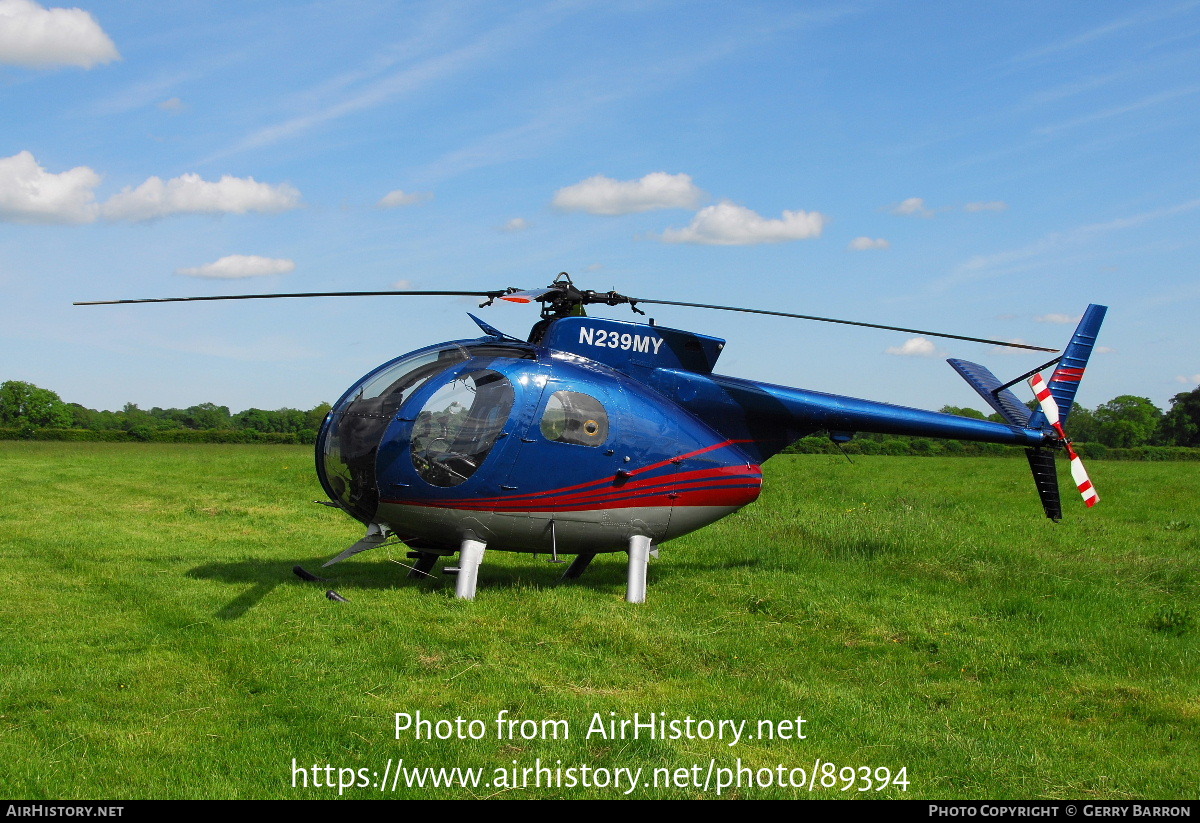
[949, 304, 1106, 520]
[1030, 372, 1099, 509]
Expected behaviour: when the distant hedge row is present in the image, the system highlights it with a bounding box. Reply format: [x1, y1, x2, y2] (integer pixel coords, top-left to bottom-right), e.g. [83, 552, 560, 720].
[0, 427, 313, 445]
[1072, 443, 1200, 461]
[6, 428, 1200, 459]
[780, 435, 1200, 461]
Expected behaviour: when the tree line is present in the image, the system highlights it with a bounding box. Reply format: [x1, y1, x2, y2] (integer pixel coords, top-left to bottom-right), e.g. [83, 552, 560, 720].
[2, 378, 1200, 452]
[0, 380, 330, 444]
[942, 390, 1200, 449]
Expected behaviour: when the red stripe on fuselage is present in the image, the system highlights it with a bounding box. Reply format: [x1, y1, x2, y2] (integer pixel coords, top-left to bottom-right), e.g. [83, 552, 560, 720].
[385, 481, 762, 512]
[450, 476, 764, 512]
[380, 440, 762, 513]
[384, 472, 764, 512]
[388, 440, 756, 507]
[455, 465, 761, 509]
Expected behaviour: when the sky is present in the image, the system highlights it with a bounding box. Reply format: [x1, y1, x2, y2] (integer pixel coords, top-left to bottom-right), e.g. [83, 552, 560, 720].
[2, 0, 1199, 417]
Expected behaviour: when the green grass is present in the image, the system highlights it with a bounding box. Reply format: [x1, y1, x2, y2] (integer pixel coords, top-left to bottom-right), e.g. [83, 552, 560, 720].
[1, 442, 1197, 799]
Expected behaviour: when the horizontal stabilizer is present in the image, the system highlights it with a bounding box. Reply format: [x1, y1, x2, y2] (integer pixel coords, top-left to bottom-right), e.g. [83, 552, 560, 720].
[947, 359, 1032, 426]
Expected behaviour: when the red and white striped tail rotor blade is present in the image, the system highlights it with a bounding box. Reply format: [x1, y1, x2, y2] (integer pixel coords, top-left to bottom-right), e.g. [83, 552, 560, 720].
[1031, 372, 1099, 509]
[1070, 453, 1099, 508]
[1029, 373, 1060, 426]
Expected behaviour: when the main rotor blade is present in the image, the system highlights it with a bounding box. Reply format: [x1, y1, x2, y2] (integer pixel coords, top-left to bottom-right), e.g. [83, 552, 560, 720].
[626, 296, 1058, 352]
[73, 289, 506, 306]
[73, 280, 1057, 353]
[498, 287, 561, 304]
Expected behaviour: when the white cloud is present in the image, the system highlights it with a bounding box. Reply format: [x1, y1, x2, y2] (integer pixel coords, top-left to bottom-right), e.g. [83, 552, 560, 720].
[849, 236, 889, 250]
[1, 152, 304, 225]
[1175, 374, 1200, 385]
[377, 189, 431, 208]
[885, 337, 938, 357]
[158, 97, 185, 113]
[102, 173, 301, 221]
[176, 255, 295, 279]
[553, 172, 705, 215]
[659, 200, 824, 245]
[0, 150, 100, 224]
[501, 217, 529, 231]
[891, 197, 933, 217]
[965, 200, 1008, 212]
[392, 279, 413, 290]
[0, 0, 119, 68]
[1035, 313, 1079, 324]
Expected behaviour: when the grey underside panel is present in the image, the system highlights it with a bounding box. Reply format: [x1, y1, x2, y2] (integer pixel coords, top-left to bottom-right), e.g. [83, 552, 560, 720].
[371, 503, 741, 554]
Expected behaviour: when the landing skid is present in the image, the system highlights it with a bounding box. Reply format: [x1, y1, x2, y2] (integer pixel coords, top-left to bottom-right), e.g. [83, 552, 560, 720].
[300, 534, 659, 603]
[626, 535, 652, 604]
[557, 537, 658, 603]
[443, 538, 487, 600]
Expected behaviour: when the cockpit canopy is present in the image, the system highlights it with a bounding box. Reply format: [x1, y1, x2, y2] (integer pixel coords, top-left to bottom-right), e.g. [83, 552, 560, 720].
[409, 368, 515, 488]
[316, 341, 533, 523]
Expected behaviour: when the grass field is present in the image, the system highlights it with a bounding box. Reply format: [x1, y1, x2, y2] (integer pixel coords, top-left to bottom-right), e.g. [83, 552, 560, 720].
[1, 442, 1196, 799]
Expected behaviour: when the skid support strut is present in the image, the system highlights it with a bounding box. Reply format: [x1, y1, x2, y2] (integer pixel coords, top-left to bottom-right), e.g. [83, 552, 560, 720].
[560, 552, 596, 581]
[454, 539, 487, 600]
[406, 551, 440, 579]
[626, 535, 652, 604]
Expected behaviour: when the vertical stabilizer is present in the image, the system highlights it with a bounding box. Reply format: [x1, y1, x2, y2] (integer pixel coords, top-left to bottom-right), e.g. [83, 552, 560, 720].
[1029, 304, 1107, 429]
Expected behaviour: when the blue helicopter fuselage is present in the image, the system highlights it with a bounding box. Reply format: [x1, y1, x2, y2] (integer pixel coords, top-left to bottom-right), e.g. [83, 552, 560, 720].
[315, 315, 1056, 557]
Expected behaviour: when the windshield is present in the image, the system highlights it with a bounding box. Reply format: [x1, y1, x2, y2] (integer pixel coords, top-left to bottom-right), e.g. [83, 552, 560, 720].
[410, 369, 515, 487]
[316, 342, 535, 523]
[318, 345, 470, 523]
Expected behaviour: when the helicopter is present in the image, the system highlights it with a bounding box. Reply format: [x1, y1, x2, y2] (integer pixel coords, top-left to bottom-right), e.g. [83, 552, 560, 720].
[76, 273, 1106, 603]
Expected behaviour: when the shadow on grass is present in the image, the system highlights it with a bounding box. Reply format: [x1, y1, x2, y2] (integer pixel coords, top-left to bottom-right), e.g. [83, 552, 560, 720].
[189, 552, 690, 617]
[189, 531, 890, 618]
[189, 555, 463, 618]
